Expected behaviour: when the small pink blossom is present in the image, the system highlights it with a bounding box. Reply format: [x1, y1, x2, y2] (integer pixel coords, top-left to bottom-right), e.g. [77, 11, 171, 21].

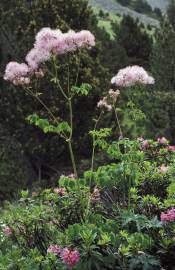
[60, 173, 76, 179]
[157, 137, 168, 145]
[3, 226, 13, 236]
[161, 208, 175, 222]
[35, 69, 44, 78]
[108, 89, 120, 101]
[67, 173, 76, 179]
[111, 66, 155, 87]
[97, 97, 112, 112]
[159, 165, 169, 174]
[61, 248, 80, 269]
[32, 191, 39, 197]
[137, 137, 144, 143]
[47, 245, 61, 255]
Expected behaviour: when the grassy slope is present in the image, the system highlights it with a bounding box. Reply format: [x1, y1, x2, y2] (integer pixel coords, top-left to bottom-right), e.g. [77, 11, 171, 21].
[91, 2, 156, 39]
[89, 0, 159, 26]
[93, 6, 121, 39]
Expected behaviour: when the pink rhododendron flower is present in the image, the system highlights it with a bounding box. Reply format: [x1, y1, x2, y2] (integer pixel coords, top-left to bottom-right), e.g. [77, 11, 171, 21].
[3, 226, 13, 236]
[137, 137, 144, 143]
[157, 137, 168, 145]
[159, 165, 169, 174]
[140, 139, 149, 150]
[67, 173, 76, 179]
[54, 187, 66, 196]
[4, 62, 30, 85]
[32, 191, 39, 197]
[91, 188, 101, 203]
[167, 146, 175, 152]
[161, 208, 175, 222]
[61, 248, 80, 269]
[47, 245, 61, 255]
[111, 66, 155, 87]
[97, 97, 112, 111]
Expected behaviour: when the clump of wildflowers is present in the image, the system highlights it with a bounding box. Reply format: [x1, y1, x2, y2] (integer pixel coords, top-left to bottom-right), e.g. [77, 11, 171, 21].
[60, 247, 80, 269]
[161, 208, 175, 222]
[3, 226, 13, 236]
[47, 245, 61, 255]
[111, 65, 155, 87]
[26, 27, 95, 71]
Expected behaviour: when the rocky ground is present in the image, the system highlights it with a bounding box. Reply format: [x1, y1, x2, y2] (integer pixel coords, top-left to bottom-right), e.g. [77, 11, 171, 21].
[147, 0, 170, 13]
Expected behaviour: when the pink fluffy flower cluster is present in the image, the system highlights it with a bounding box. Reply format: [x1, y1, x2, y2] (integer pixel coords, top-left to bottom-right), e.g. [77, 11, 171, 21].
[47, 245, 80, 269]
[4, 62, 30, 86]
[161, 208, 175, 222]
[111, 65, 155, 87]
[4, 27, 95, 85]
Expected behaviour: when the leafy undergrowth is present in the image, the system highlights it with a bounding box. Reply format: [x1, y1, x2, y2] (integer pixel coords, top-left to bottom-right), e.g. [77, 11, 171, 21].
[1, 138, 175, 270]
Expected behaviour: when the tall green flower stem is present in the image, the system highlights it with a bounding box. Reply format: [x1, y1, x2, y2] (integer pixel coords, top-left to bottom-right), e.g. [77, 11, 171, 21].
[85, 111, 103, 222]
[113, 102, 123, 138]
[67, 97, 78, 178]
[24, 87, 67, 141]
[52, 56, 78, 179]
[90, 111, 103, 175]
[25, 55, 79, 179]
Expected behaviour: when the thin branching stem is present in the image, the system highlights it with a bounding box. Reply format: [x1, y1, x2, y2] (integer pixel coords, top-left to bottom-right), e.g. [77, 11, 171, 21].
[113, 102, 123, 138]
